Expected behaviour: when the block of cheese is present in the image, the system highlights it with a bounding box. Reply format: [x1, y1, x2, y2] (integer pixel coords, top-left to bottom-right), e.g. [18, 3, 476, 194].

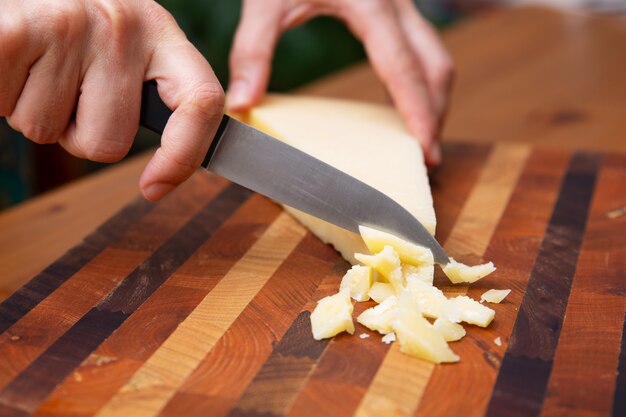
[244, 95, 436, 264]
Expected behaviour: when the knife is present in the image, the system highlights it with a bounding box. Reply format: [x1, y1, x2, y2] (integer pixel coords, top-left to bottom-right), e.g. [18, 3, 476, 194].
[139, 81, 449, 265]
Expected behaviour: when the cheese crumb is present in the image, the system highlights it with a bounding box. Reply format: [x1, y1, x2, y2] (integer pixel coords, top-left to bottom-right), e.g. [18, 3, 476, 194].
[481, 289, 511, 304]
[382, 332, 396, 344]
[359, 333, 370, 339]
[494, 336, 502, 346]
[442, 258, 496, 284]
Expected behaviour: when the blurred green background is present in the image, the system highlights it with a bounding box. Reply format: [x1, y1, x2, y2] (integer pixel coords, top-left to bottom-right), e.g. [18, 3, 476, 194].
[0, 0, 463, 210]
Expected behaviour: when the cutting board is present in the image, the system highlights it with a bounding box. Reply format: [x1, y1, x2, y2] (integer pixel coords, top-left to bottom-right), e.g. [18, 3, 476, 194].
[0, 142, 624, 417]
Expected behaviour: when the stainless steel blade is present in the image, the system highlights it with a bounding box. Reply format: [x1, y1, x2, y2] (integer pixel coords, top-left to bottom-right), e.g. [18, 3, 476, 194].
[207, 117, 450, 265]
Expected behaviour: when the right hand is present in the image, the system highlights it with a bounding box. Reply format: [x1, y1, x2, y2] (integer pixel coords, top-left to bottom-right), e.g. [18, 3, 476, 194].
[0, 0, 225, 201]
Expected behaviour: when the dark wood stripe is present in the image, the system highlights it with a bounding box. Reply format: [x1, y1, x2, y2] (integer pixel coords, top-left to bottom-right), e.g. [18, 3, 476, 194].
[33, 195, 282, 417]
[614, 311, 626, 417]
[0, 198, 154, 334]
[0, 184, 251, 417]
[158, 235, 341, 417]
[486, 151, 601, 417]
[416, 148, 570, 417]
[283, 142, 492, 417]
[227, 311, 330, 417]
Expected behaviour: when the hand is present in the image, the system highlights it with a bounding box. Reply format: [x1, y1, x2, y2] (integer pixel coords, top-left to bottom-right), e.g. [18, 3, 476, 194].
[0, 0, 225, 201]
[227, 0, 453, 166]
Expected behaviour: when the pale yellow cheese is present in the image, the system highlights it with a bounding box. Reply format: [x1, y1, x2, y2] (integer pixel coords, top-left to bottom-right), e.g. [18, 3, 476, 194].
[246, 95, 436, 264]
[406, 279, 461, 323]
[481, 289, 511, 304]
[392, 292, 460, 363]
[310, 289, 354, 340]
[358, 226, 434, 266]
[354, 246, 404, 294]
[357, 295, 398, 335]
[339, 265, 374, 302]
[442, 258, 496, 284]
[402, 264, 435, 285]
[452, 295, 495, 327]
[433, 317, 466, 342]
[368, 282, 396, 304]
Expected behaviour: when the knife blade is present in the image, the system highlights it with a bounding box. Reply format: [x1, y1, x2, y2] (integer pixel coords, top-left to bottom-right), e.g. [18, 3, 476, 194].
[139, 81, 449, 265]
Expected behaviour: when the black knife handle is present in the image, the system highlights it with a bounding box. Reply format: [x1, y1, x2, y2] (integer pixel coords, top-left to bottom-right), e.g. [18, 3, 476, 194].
[139, 80, 230, 168]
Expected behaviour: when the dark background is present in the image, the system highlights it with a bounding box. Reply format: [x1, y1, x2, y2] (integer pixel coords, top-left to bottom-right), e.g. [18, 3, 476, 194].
[0, 0, 473, 210]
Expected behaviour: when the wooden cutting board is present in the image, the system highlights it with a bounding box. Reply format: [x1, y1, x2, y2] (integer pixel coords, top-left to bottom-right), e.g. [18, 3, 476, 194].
[0, 142, 624, 417]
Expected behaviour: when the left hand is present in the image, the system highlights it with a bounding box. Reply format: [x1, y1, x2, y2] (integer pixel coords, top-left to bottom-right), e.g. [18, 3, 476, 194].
[226, 0, 453, 166]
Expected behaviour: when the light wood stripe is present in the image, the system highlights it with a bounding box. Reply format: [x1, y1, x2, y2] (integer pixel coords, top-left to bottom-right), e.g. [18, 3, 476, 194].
[95, 213, 306, 417]
[354, 143, 531, 417]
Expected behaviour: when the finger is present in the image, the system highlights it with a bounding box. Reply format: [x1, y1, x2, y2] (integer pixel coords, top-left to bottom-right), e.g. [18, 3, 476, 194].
[139, 39, 224, 201]
[227, 0, 284, 112]
[340, 0, 440, 165]
[393, 0, 454, 116]
[58, 62, 143, 164]
[7, 47, 81, 144]
[0, 10, 42, 116]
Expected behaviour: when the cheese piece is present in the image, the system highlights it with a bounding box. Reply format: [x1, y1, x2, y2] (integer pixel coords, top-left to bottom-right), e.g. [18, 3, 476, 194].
[402, 264, 435, 285]
[494, 336, 502, 346]
[452, 296, 495, 327]
[358, 226, 434, 266]
[355, 246, 404, 294]
[392, 292, 460, 363]
[442, 258, 496, 284]
[245, 95, 436, 264]
[406, 279, 461, 323]
[339, 265, 374, 302]
[310, 289, 354, 340]
[480, 289, 511, 304]
[357, 295, 398, 335]
[433, 318, 466, 342]
[381, 332, 396, 344]
[368, 282, 395, 304]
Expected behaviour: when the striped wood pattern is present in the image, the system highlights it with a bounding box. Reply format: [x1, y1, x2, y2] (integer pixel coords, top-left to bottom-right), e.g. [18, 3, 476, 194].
[0, 143, 624, 417]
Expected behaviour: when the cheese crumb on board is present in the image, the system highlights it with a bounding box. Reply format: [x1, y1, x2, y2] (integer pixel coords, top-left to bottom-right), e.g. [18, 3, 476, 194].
[359, 333, 370, 339]
[393, 292, 460, 363]
[494, 336, 502, 346]
[433, 318, 466, 342]
[310, 289, 354, 340]
[382, 333, 396, 344]
[452, 296, 495, 327]
[340, 265, 374, 302]
[481, 289, 511, 304]
[442, 258, 496, 284]
[368, 282, 395, 304]
[356, 296, 399, 335]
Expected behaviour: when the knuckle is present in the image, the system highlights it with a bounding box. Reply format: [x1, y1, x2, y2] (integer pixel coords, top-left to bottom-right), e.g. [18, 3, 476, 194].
[188, 81, 225, 119]
[350, 0, 389, 17]
[44, 0, 87, 42]
[12, 118, 60, 144]
[0, 14, 28, 61]
[94, 0, 140, 44]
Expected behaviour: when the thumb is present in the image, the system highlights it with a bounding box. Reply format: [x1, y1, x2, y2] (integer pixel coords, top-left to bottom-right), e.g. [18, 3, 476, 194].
[227, 0, 283, 112]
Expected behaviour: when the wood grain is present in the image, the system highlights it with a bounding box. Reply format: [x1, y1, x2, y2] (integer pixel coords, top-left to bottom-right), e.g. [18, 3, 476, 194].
[283, 142, 491, 417]
[353, 143, 530, 417]
[0, 175, 222, 392]
[95, 213, 306, 417]
[31, 194, 282, 417]
[540, 154, 626, 417]
[486, 152, 601, 417]
[416, 148, 571, 417]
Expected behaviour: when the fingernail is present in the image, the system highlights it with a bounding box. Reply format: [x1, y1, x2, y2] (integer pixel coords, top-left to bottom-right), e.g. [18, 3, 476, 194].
[427, 143, 442, 166]
[143, 183, 175, 201]
[226, 80, 251, 111]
